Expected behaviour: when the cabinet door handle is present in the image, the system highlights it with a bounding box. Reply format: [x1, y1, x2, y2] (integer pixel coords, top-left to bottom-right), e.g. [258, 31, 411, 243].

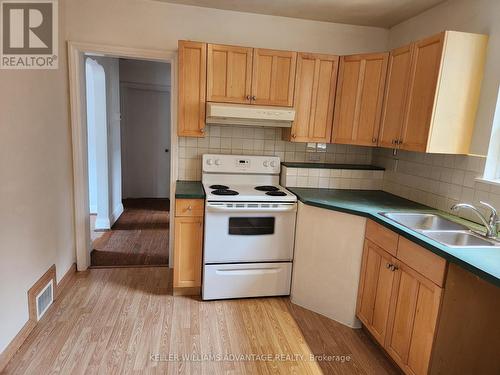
[246, 95, 251, 100]
[187, 206, 192, 211]
[385, 263, 391, 269]
[292, 134, 296, 139]
[372, 137, 377, 143]
[252, 95, 256, 101]
[201, 127, 205, 133]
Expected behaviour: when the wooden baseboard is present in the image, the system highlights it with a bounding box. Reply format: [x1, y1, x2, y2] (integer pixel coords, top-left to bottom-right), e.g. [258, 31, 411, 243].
[56, 263, 77, 298]
[0, 263, 77, 372]
[173, 286, 200, 296]
[0, 319, 36, 372]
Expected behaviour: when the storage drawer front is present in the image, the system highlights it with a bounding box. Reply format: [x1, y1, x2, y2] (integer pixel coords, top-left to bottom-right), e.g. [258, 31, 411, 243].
[366, 220, 399, 256]
[175, 199, 204, 217]
[397, 237, 446, 287]
[203, 262, 292, 300]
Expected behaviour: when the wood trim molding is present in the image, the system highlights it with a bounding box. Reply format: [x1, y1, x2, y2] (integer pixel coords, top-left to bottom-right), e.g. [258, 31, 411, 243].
[0, 320, 36, 372]
[0, 264, 77, 372]
[28, 265, 57, 322]
[56, 263, 77, 298]
[67, 41, 178, 271]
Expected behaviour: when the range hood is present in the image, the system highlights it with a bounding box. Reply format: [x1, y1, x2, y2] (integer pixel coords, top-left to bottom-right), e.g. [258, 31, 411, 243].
[206, 102, 295, 127]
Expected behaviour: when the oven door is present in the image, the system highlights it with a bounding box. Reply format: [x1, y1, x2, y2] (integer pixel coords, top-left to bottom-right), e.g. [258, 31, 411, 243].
[204, 202, 297, 263]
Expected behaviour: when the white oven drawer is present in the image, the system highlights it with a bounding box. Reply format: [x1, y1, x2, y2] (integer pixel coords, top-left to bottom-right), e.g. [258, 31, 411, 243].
[202, 262, 292, 300]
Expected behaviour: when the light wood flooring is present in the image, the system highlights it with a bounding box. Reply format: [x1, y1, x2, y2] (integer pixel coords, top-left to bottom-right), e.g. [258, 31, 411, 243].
[3, 267, 399, 375]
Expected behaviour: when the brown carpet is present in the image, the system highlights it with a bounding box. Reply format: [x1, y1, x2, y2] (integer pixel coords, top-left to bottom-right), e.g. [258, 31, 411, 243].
[91, 198, 170, 267]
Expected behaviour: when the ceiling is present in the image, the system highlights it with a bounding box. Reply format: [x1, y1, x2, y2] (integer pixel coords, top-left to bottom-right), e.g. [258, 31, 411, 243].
[156, 0, 448, 28]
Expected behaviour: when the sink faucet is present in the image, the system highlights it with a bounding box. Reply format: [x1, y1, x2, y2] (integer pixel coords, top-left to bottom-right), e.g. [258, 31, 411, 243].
[451, 201, 499, 239]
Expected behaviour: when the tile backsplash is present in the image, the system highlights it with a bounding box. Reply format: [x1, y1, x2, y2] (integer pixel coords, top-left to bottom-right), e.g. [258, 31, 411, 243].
[178, 125, 373, 180]
[373, 148, 500, 223]
[281, 166, 384, 190]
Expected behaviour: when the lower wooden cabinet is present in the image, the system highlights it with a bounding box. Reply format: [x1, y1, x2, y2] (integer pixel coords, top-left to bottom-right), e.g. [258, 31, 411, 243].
[173, 199, 204, 293]
[357, 221, 445, 375]
[385, 261, 442, 375]
[357, 240, 396, 344]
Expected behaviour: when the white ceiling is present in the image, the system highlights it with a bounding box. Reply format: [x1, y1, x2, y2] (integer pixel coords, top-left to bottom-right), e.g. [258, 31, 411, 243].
[156, 0, 448, 28]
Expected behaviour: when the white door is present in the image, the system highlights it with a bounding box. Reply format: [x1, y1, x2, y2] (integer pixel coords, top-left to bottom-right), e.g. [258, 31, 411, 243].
[121, 87, 170, 198]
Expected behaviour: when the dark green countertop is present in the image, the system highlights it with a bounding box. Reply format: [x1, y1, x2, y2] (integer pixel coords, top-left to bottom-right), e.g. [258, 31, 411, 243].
[282, 162, 384, 170]
[175, 181, 205, 199]
[288, 187, 500, 287]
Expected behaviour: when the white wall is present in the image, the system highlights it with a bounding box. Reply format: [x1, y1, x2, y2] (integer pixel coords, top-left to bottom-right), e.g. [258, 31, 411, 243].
[120, 59, 171, 87]
[388, 0, 500, 157]
[86, 58, 110, 227]
[0, 0, 75, 354]
[90, 56, 123, 226]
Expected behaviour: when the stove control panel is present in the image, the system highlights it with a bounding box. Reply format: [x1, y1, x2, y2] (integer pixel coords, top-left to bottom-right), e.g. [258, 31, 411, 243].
[203, 154, 280, 174]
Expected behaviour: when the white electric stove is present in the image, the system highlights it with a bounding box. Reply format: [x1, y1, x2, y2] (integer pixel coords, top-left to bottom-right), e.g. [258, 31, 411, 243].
[201, 154, 297, 300]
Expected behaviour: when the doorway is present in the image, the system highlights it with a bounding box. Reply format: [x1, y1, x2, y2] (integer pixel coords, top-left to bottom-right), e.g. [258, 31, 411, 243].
[87, 58, 172, 267]
[68, 42, 177, 271]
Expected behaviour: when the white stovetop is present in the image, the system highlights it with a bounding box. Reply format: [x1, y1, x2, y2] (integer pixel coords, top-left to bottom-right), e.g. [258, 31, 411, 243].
[203, 183, 297, 202]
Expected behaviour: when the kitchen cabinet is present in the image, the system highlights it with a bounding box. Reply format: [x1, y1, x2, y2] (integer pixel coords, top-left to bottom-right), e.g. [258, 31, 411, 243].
[173, 199, 204, 294]
[207, 44, 253, 104]
[251, 48, 297, 107]
[378, 44, 413, 148]
[357, 220, 446, 375]
[332, 52, 389, 146]
[356, 240, 396, 345]
[385, 261, 442, 375]
[178, 40, 207, 137]
[379, 31, 488, 153]
[283, 53, 338, 142]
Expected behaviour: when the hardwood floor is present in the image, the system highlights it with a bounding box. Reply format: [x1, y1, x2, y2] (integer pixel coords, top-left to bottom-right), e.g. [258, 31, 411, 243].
[91, 198, 169, 267]
[3, 267, 398, 375]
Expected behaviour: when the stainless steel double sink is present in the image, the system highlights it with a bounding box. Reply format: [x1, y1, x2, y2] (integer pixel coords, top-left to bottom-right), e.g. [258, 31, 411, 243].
[380, 212, 500, 248]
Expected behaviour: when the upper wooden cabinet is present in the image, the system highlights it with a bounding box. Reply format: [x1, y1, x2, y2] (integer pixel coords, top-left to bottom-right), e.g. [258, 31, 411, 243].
[379, 31, 488, 153]
[378, 44, 413, 149]
[283, 53, 339, 142]
[207, 44, 253, 104]
[178, 40, 207, 137]
[251, 48, 297, 106]
[332, 52, 389, 146]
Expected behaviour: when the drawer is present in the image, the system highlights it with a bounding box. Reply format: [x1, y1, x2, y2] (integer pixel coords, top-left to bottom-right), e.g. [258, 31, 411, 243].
[365, 220, 399, 256]
[202, 262, 292, 300]
[175, 199, 204, 217]
[397, 237, 447, 287]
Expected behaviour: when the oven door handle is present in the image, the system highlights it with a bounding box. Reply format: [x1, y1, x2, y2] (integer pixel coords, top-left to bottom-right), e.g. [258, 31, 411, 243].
[206, 205, 297, 213]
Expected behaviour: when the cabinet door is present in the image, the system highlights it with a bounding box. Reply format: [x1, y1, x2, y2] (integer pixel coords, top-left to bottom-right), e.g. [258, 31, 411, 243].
[332, 53, 389, 146]
[400, 33, 444, 152]
[173, 216, 203, 288]
[286, 53, 338, 142]
[251, 48, 297, 106]
[178, 40, 207, 137]
[378, 44, 413, 149]
[357, 240, 397, 345]
[207, 44, 253, 104]
[385, 261, 443, 375]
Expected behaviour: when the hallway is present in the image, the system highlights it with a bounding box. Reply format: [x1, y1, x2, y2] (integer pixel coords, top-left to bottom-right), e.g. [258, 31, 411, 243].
[91, 198, 169, 267]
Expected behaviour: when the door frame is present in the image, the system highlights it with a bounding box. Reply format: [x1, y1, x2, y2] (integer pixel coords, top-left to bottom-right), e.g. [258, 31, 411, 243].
[68, 41, 177, 271]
